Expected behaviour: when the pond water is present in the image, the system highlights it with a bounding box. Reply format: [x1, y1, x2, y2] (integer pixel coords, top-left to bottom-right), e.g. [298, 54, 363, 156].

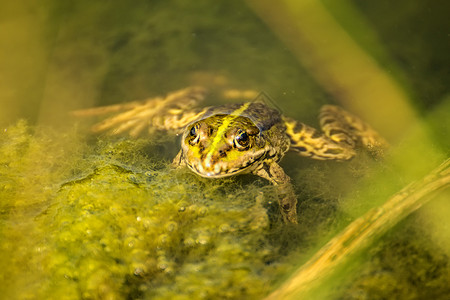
[0, 0, 449, 299]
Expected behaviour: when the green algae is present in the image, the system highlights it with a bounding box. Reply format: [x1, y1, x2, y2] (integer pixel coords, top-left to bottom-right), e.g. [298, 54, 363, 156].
[40, 164, 277, 299]
[0, 121, 86, 212]
[0, 121, 88, 298]
[2, 111, 449, 299]
[1, 119, 449, 299]
[0, 121, 290, 299]
[1, 0, 449, 298]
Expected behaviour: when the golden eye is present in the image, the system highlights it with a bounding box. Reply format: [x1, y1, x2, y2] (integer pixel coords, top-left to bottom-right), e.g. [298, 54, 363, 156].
[234, 129, 250, 150]
[189, 124, 200, 145]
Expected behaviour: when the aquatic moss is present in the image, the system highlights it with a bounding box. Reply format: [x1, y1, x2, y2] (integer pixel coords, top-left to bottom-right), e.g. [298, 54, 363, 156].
[38, 163, 280, 299]
[0, 121, 288, 299]
[2, 120, 449, 299]
[0, 120, 86, 211]
[0, 121, 88, 298]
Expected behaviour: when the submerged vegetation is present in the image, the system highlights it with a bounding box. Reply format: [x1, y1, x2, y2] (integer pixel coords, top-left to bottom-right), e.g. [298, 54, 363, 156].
[0, 121, 282, 299]
[1, 118, 449, 299]
[1, 0, 449, 299]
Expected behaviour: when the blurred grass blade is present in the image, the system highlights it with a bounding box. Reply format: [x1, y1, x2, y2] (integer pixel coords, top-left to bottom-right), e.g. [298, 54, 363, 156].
[265, 158, 450, 299]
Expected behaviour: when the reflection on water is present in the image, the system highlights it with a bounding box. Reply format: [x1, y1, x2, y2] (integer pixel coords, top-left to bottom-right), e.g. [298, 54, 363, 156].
[0, 0, 449, 299]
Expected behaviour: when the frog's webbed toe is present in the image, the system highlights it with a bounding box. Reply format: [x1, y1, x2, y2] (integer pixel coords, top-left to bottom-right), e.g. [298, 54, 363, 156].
[72, 86, 208, 136]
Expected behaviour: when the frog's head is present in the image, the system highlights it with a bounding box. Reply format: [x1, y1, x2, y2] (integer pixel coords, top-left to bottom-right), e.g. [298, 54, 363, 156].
[180, 115, 268, 178]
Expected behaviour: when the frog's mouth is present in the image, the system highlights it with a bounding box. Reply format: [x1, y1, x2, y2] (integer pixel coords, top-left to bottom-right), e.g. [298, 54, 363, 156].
[188, 162, 238, 178]
[186, 152, 265, 178]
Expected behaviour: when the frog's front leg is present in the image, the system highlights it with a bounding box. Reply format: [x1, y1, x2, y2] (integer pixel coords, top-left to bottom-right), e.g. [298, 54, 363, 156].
[254, 161, 298, 224]
[172, 150, 185, 168]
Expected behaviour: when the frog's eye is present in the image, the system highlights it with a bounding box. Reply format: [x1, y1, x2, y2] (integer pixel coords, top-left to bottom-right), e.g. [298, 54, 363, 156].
[188, 124, 200, 145]
[234, 129, 250, 150]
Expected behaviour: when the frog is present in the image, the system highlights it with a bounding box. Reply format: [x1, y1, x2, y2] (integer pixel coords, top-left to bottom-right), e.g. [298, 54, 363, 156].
[73, 86, 387, 224]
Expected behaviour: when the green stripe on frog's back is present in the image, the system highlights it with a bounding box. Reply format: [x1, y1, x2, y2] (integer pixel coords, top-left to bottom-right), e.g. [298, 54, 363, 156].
[204, 102, 253, 165]
[201, 102, 282, 134]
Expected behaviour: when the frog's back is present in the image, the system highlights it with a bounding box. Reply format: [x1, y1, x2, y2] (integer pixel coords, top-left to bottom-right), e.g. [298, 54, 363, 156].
[199, 102, 284, 134]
